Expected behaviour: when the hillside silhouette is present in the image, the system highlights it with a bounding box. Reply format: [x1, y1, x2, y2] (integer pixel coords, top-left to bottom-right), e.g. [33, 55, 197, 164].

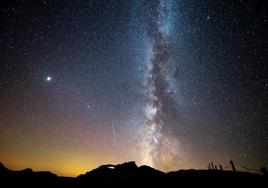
[0, 161, 266, 187]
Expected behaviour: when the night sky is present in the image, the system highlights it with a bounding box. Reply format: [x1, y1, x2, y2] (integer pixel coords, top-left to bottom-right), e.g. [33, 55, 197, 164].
[0, 0, 267, 177]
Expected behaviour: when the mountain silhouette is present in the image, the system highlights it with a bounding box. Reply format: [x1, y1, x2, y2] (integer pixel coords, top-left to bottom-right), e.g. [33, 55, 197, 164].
[0, 162, 8, 172]
[77, 161, 165, 186]
[78, 161, 164, 178]
[0, 161, 265, 187]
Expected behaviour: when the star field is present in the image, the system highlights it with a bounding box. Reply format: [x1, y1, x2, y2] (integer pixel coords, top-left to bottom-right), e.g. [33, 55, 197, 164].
[0, 0, 267, 176]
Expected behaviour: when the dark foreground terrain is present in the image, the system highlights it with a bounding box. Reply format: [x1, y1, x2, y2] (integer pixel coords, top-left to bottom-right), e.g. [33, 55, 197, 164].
[0, 161, 266, 187]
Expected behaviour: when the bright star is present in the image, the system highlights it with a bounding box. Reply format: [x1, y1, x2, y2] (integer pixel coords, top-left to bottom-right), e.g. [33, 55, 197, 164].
[46, 76, 52, 82]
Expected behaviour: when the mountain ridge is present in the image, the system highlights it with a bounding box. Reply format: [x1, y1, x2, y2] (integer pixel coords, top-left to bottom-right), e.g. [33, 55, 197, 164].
[0, 161, 265, 187]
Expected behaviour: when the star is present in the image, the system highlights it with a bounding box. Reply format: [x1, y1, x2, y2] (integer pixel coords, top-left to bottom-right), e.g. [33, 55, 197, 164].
[46, 76, 52, 82]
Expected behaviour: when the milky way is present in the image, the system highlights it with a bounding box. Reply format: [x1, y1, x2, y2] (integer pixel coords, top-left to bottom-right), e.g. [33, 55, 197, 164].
[139, 0, 185, 171]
